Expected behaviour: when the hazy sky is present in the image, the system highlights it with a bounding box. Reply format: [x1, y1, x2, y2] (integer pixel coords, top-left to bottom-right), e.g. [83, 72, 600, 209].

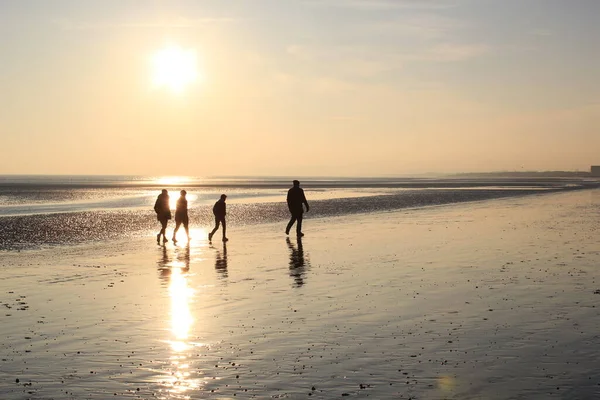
[1, 0, 599, 176]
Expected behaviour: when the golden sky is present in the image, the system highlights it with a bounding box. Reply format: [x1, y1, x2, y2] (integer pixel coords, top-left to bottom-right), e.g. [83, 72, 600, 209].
[1, 1, 599, 176]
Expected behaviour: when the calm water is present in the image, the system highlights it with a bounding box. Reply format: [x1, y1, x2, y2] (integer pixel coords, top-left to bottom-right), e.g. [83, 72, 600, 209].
[0, 175, 596, 250]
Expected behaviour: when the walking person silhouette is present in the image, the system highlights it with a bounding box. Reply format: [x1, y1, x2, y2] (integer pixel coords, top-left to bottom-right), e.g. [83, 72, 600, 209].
[285, 180, 309, 237]
[154, 189, 171, 244]
[172, 190, 190, 243]
[208, 194, 228, 242]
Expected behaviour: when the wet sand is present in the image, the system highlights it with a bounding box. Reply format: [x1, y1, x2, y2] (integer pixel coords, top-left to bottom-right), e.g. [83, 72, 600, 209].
[0, 185, 589, 251]
[1, 189, 600, 399]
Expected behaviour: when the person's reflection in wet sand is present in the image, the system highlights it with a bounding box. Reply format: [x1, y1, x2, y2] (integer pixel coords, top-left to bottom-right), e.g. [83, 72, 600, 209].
[215, 242, 228, 279]
[157, 244, 191, 284]
[157, 244, 172, 284]
[286, 237, 309, 287]
[175, 243, 191, 274]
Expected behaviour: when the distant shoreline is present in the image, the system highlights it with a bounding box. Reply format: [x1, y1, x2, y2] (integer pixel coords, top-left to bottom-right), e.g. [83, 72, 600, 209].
[0, 173, 596, 189]
[448, 171, 594, 178]
[0, 171, 595, 180]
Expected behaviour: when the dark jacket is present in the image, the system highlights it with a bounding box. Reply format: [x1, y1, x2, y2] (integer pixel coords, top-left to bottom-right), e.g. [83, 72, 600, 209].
[154, 193, 171, 220]
[213, 199, 226, 219]
[287, 187, 308, 214]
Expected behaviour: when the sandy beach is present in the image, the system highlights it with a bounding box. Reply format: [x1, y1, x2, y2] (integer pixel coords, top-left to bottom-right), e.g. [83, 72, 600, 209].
[3, 0, 600, 398]
[1, 189, 600, 399]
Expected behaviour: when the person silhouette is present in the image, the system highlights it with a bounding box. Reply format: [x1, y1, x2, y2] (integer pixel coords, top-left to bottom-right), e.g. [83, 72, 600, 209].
[154, 189, 171, 244]
[285, 180, 309, 237]
[172, 190, 190, 243]
[286, 237, 308, 287]
[208, 194, 228, 242]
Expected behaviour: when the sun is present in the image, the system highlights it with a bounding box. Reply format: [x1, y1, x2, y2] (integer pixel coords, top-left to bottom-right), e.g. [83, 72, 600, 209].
[151, 45, 199, 93]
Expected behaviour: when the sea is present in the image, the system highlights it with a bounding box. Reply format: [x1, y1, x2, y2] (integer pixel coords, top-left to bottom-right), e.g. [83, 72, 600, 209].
[0, 175, 597, 251]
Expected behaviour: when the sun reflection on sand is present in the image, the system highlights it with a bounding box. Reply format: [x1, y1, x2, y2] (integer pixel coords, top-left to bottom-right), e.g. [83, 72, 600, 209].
[171, 225, 205, 245]
[156, 244, 206, 397]
[166, 267, 198, 396]
[169, 268, 193, 348]
[437, 375, 456, 393]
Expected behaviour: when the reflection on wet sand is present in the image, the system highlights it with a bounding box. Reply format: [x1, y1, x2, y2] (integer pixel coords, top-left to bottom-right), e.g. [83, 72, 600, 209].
[214, 242, 228, 279]
[157, 244, 191, 284]
[175, 244, 191, 273]
[286, 237, 309, 287]
[155, 244, 199, 397]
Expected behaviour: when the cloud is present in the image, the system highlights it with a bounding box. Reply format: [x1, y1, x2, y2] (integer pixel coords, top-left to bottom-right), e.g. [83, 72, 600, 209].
[273, 71, 363, 94]
[286, 44, 403, 79]
[362, 13, 465, 41]
[299, 3, 487, 63]
[529, 28, 552, 37]
[121, 17, 237, 28]
[55, 16, 236, 31]
[501, 102, 600, 125]
[417, 43, 490, 62]
[328, 115, 363, 121]
[303, 0, 459, 11]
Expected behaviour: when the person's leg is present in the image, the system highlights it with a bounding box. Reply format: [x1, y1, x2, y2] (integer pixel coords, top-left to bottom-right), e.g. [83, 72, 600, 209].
[221, 218, 227, 240]
[209, 218, 220, 241]
[160, 219, 168, 242]
[286, 214, 297, 235]
[296, 213, 303, 236]
[184, 219, 190, 241]
[172, 220, 181, 241]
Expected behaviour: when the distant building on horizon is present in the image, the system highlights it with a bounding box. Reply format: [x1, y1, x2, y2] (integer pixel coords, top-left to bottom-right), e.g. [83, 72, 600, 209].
[591, 166, 600, 177]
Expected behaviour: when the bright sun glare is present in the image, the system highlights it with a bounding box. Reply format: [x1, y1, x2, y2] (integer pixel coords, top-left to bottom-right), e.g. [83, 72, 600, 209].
[151, 45, 199, 93]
